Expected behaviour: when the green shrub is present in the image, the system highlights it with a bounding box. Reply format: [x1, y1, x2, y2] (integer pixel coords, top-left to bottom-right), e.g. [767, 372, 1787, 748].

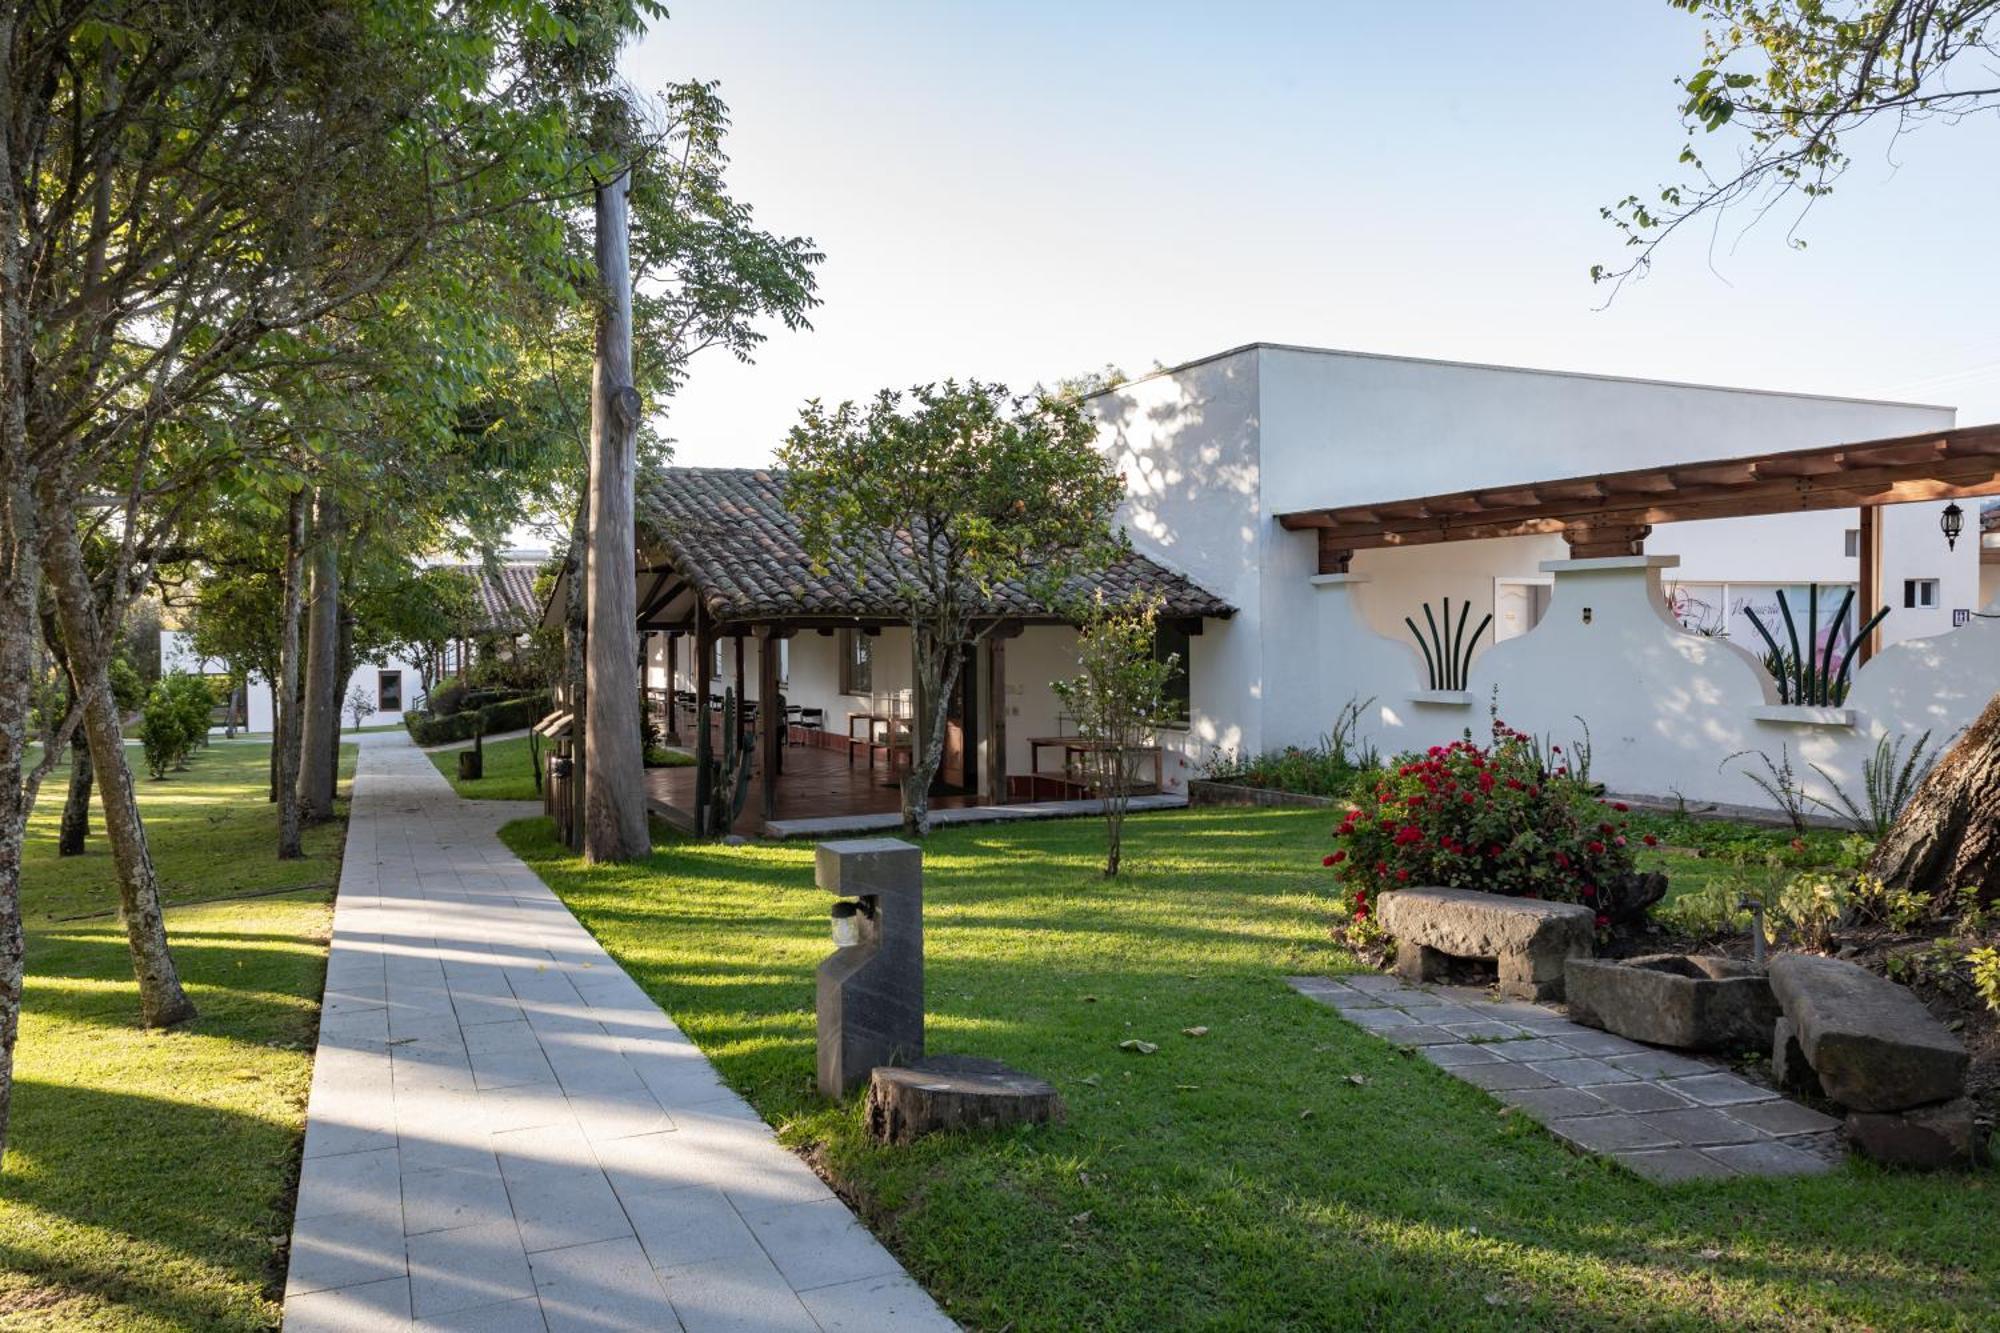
[1322, 721, 1651, 926]
[426, 679, 471, 717]
[1202, 744, 1358, 798]
[404, 690, 549, 745]
[139, 671, 213, 778]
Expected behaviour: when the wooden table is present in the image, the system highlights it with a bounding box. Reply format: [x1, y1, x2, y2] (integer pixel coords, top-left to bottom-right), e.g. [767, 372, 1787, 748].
[1026, 736, 1164, 792]
[846, 711, 908, 769]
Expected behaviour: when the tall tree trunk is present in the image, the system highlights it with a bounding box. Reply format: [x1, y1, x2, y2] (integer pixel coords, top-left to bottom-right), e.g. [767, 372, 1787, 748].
[581, 169, 648, 862]
[563, 481, 589, 850]
[297, 492, 340, 823]
[329, 604, 352, 778]
[0, 466, 41, 1168]
[275, 491, 307, 858]
[57, 710, 91, 856]
[41, 509, 196, 1028]
[1870, 691, 2000, 903]
[901, 626, 962, 838]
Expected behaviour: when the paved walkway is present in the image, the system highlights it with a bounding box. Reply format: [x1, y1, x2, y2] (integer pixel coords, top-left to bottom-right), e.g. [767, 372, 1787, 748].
[1290, 974, 1844, 1183]
[284, 733, 954, 1331]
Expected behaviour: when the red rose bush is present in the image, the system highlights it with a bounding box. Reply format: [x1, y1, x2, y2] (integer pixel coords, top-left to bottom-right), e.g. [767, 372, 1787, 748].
[1323, 722, 1663, 931]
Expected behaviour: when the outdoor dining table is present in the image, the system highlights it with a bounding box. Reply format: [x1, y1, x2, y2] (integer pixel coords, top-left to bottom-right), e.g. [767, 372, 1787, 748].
[1026, 735, 1165, 791]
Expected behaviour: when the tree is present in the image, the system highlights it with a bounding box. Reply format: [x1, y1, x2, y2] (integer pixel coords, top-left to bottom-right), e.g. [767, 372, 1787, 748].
[0, 0, 668, 1166]
[780, 381, 1125, 836]
[1054, 593, 1178, 876]
[1614, 2, 2000, 901]
[1599, 1, 2000, 289]
[346, 685, 377, 733]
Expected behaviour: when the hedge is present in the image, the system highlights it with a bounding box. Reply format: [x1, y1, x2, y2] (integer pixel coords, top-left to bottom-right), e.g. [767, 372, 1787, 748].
[404, 691, 549, 746]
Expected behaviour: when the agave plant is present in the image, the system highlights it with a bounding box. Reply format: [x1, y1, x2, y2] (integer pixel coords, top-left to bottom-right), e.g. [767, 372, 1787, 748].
[1404, 597, 1493, 691]
[1741, 586, 1888, 707]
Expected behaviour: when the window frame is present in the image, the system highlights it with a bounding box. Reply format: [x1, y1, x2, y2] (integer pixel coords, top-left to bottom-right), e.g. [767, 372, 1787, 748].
[839, 628, 874, 696]
[1904, 578, 1940, 610]
[378, 669, 403, 712]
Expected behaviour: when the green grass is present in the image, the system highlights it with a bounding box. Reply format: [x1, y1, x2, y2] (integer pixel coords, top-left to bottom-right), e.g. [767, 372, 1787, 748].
[506, 807, 1999, 1332]
[3, 740, 353, 1331]
[428, 733, 693, 802]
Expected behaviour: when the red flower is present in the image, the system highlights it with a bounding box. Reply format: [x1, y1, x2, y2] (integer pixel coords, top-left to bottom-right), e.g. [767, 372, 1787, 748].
[1353, 903, 1370, 920]
[1612, 802, 1629, 813]
[1395, 869, 1410, 883]
[1587, 840, 1606, 856]
[1594, 913, 1610, 928]
[1580, 885, 1596, 900]
[1642, 833, 1658, 847]
[1322, 853, 1339, 867]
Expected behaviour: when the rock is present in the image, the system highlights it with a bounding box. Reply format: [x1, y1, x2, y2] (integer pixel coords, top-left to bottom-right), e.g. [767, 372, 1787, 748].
[1379, 887, 1594, 1001]
[1846, 1098, 1987, 1170]
[866, 1055, 1065, 1144]
[1565, 954, 1779, 1050]
[1770, 1017, 1824, 1099]
[1767, 954, 1967, 1112]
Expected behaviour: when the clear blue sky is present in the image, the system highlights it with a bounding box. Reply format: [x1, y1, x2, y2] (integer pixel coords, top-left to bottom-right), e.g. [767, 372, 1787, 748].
[622, 1, 2000, 470]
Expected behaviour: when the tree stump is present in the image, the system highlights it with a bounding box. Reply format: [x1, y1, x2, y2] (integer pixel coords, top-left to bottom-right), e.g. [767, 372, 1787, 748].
[1870, 692, 2000, 903]
[865, 1056, 1064, 1144]
[458, 750, 483, 780]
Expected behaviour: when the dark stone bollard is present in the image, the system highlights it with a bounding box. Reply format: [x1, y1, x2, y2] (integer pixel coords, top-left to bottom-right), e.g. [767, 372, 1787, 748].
[816, 837, 924, 1098]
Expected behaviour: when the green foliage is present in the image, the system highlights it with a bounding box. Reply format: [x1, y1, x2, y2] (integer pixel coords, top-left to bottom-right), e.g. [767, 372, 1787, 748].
[1810, 730, 1941, 839]
[138, 672, 216, 778]
[1201, 745, 1361, 798]
[1601, 1, 2000, 287]
[1325, 724, 1649, 925]
[702, 688, 755, 836]
[1968, 945, 2000, 1015]
[1054, 593, 1179, 874]
[1722, 745, 1814, 833]
[403, 691, 549, 745]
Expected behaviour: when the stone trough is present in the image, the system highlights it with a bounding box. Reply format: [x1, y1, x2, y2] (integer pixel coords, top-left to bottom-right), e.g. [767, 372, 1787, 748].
[1565, 954, 1780, 1051]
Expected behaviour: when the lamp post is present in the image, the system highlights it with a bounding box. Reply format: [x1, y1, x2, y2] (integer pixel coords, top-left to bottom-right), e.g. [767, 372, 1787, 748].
[1942, 501, 1965, 551]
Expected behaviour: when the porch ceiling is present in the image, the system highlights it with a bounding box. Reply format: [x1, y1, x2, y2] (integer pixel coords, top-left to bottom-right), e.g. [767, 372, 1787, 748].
[1274, 421, 2000, 551]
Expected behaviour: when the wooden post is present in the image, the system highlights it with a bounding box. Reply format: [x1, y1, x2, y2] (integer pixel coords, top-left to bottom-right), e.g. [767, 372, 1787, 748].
[984, 628, 1014, 802]
[582, 166, 650, 862]
[1561, 522, 1651, 559]
[1317, 532, 1355, 575]
[733, 634, 747, 724]
[694, 604, 714, 826]
[1858, 503, 1883, 665]
[663, 632, 683, 745]
[757, 627, 788, 827]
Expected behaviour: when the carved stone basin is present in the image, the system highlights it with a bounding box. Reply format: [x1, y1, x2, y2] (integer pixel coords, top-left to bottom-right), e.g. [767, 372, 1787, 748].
[1565, 954, 1779, 1051]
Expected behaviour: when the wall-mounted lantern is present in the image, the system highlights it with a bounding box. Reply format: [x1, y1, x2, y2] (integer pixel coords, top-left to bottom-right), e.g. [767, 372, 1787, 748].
[1941, 501, 1965, 551]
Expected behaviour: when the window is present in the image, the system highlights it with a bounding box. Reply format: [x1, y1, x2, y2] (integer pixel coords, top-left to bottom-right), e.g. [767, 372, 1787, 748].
[378, 669, 403, 712]
[1843, 528, 1860, 558]
[1153, 621, 1191, 725]
[839, 629, 873, 695]
[1905, 578, 1940, 609]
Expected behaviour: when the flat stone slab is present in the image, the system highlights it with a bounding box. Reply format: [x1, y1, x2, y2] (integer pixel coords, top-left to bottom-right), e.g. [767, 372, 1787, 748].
[1378, 887, 1594, 1000]
[1291, 973, 1838, 1181]
[1768, 954, 1967, 1112]
[1566, 954, 1778, 1051]
[1846, 1097, 1988, 1170]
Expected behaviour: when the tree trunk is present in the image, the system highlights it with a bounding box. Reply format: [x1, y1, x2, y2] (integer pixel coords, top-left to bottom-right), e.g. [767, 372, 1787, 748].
[297, 492, 341, 823]
[1869, 691, 2000, 903]
[41, 509, 196, 1028]
[581, 168, 648, 863]
[0, 469, 42, 1167]
[57, 716, 91, 856]
[275, 490, 307, 858]
[901, 627, 962, 838]
[563, 477, 589, 851]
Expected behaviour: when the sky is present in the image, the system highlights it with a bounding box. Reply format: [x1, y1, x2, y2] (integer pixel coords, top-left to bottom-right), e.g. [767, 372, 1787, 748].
[617, 1, 2000, 473]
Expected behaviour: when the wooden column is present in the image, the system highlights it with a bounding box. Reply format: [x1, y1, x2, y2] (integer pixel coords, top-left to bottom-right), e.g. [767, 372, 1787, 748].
[756, 627, 790, 826]
[733, 633, 747, 720]
[1858, 503, 1883, 665]
[694, 604, 714, 825]
[663, 632, 683, 744]
[1317, 532, 1355, 575]
[983, 628, 1013, 802]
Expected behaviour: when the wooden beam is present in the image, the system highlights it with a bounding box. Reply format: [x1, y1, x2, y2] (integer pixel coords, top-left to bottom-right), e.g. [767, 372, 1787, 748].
[984, 634, 1007, 803]
[1562, 522, 1651, 559]
[758, 629, 782, 827]
[1317, 530, 1354, 575]
[693, 601, 713, 827]
[1858, 504, 1883, 666]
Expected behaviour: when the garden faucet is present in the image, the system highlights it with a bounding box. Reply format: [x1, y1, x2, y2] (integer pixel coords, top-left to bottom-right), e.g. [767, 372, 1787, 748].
[1738, 895, 1767, 967]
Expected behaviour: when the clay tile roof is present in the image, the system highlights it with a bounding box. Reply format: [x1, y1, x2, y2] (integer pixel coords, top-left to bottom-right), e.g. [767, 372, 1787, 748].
[438, 561, 543, 631]
[634, 467, 1233, 623]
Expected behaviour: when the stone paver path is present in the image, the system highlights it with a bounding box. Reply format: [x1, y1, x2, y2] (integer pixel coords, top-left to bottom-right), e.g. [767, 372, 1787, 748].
[1290, 974, 1843, 1183]
[284, 733, 955, 1331]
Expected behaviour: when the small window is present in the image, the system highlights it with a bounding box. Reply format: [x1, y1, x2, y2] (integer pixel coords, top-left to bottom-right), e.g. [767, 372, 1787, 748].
[1843, 528, 1860, 558]
[1904, 578, 1940, 609]
[1153, 621, 1191, 724]
[378, 669, 402, 712]
[839, 629, 873, 695]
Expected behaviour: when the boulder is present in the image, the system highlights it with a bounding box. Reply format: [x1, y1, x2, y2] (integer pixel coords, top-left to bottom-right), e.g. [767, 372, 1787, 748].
[1379, 888, 1593, 1001]
[1770, 1017, 1824, 1100]
[1846, 1098, 1987, 1171]
[1767, 954, 1967, 1112]
[1565, 954, 1779, 1050]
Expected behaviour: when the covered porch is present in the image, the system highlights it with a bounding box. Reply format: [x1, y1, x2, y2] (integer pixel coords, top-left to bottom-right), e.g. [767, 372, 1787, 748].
[601, 466, 1233, 835]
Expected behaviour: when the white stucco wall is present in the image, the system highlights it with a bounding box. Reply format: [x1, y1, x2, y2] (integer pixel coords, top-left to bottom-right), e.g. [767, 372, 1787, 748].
[161, 631, 424, 733]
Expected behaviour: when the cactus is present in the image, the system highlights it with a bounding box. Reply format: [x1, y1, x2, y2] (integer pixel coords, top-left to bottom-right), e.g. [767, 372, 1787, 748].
[704, 687, 756, 834]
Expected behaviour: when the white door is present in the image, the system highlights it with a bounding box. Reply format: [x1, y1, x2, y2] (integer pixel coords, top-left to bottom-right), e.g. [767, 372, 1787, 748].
[1493, 579, 1552, 642]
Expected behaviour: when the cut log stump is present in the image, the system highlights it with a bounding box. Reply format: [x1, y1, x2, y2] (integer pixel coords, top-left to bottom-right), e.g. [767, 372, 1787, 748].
[458, 750, 483, 781]
[865, 1055, 1064, 1145]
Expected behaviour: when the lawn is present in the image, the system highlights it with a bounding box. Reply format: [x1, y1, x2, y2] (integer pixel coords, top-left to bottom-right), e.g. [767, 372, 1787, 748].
[428, 732, 693, 802]
[2, 740, 354, 1331]
[506, 806, 1999, 1332]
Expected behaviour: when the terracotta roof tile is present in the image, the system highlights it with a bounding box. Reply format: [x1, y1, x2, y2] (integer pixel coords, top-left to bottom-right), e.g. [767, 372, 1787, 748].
[635, 467, 1232, 623]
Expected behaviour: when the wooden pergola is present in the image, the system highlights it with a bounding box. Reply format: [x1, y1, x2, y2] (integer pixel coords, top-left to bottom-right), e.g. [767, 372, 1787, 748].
[1275, 422, 2000, 659]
